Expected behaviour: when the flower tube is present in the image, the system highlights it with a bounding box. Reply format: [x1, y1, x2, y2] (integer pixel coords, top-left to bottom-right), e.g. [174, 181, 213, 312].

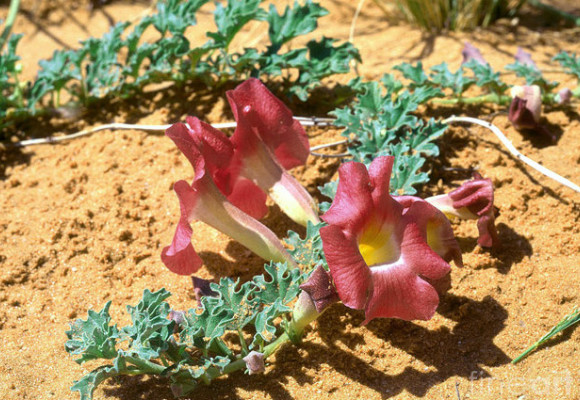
[425, 172, 499, 248]
[320, 156, 462, 323]
[161, 118, 296, 275]
[226, 78, 320, 227]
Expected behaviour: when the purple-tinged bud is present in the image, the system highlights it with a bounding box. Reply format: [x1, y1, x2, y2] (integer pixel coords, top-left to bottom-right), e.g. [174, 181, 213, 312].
[515, 47, 537, 69]
[168, 310, 186, 333]
[243, 351, 265, 375]
[192, 276, 217, 303]
[555, 88, 573, 105]
[509, 85, 556, 142]
[510, 85, 541, 128]
[299, 266, 339, 314]
[462, 42, 487, 65]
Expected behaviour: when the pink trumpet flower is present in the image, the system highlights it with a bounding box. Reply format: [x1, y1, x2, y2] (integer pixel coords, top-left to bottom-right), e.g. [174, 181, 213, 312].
[225, 79, 320, 226]
[320, 156, 462, 323]
[161, 117, 297, 275]
[426, 172, 499, 248]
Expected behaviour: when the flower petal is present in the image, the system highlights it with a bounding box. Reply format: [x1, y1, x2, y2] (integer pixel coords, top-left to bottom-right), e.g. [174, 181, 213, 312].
[166, 117, 234, 183]
[321, 161, 373, 233]
[396, 196, 463, 268]
[364, 264, 440, 323]
[227, 78, 309, 170]
[510, 85, 541, 124]
[161, 180, 203, 275]
[449, 172, 493, 217]
[399, 220, 453, 280]
[225, 177, 269, 220]
[320, 225, 372, 310]
[477, 213, 499, 248]
[556, 88, 572, 105]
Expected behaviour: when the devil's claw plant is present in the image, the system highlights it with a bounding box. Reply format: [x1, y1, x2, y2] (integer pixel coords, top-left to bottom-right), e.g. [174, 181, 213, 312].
[65, 76, 509, 398]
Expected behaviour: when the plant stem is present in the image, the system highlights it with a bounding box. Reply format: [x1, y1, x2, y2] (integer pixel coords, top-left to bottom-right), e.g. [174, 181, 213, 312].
[124, 355, 167, 374]
[443, 116, 580, 193]
[432, 93, 510, 106]
[0, 0, 21, 53]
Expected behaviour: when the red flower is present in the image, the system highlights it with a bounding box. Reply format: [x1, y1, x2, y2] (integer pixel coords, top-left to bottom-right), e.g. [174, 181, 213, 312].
[426, 172, 499, 248]
[161, 117, 296, 275]
[226, 79, 319, 226]
[320, 157, 462, 323]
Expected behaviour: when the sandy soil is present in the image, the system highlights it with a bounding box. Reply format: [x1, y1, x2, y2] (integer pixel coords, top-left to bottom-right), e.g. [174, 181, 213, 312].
[0, 1, 579, 399]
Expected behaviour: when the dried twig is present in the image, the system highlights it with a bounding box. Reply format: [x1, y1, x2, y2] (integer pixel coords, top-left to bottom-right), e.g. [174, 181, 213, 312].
[4, 117, 335, 148]
[443, 116, 580, 193]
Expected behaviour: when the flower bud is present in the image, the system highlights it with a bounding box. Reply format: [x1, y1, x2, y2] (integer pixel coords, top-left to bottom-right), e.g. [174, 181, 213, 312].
[191, 276, 217, 302]
[243, 351, 265, 375]
[509, 85, 556, 142]
[168, 310, 186, 333]
[299, 266, 339, 314]
[555, 88, 572, 105]
[462, 42, 487, 65]
[509, 85, 541, 129]
[291, 291, 320, 336]
[515, 47, 537, 69]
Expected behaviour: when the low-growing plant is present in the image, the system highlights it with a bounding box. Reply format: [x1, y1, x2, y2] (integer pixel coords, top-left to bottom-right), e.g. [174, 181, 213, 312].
[0, 0, 360, 129]
[66, 79, 509, 398]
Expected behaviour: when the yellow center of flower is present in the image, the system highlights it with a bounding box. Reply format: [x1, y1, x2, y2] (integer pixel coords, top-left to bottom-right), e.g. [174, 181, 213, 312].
[426, 220, 444, 256]
[358, 223, 399, 267]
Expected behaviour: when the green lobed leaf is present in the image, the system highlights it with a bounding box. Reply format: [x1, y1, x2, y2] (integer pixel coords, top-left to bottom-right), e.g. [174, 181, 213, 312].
[463, 59, 508, 94]
[251, 299, 289, 348]
[388, 143, 429, 195]
[180, 296, 231, 354]
[505, 61, 557, 91]
[209, 278, 257, 332]
[208, 0, 267, 49]
[288, 37, 360, 101]
[285, 222, 327, 271]
[267, 0, 328, 53]
[393, 61, 429, 87]
[152, 0, 209, 36]
[429, 62, 476, 95]
[65, 301, 119, 364]
[553, 51, 580, 80]
[252, 262, 302, 306]
[70, 364, 120, 400]
[331, 74, 448, 195]
[168, 355, 231, 397]
[120, 289, 174, 360]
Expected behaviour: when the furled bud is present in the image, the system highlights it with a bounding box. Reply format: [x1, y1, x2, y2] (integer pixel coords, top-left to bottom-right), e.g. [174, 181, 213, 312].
[509, 85, 556, 142]
[243, 351, 265, 375]
[515, 47, 537, 69]
[299, 266, 339, 314]
[555, 88, 572, 105]
[192, 276, 217, 302]
[462, 42, 487, 65]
